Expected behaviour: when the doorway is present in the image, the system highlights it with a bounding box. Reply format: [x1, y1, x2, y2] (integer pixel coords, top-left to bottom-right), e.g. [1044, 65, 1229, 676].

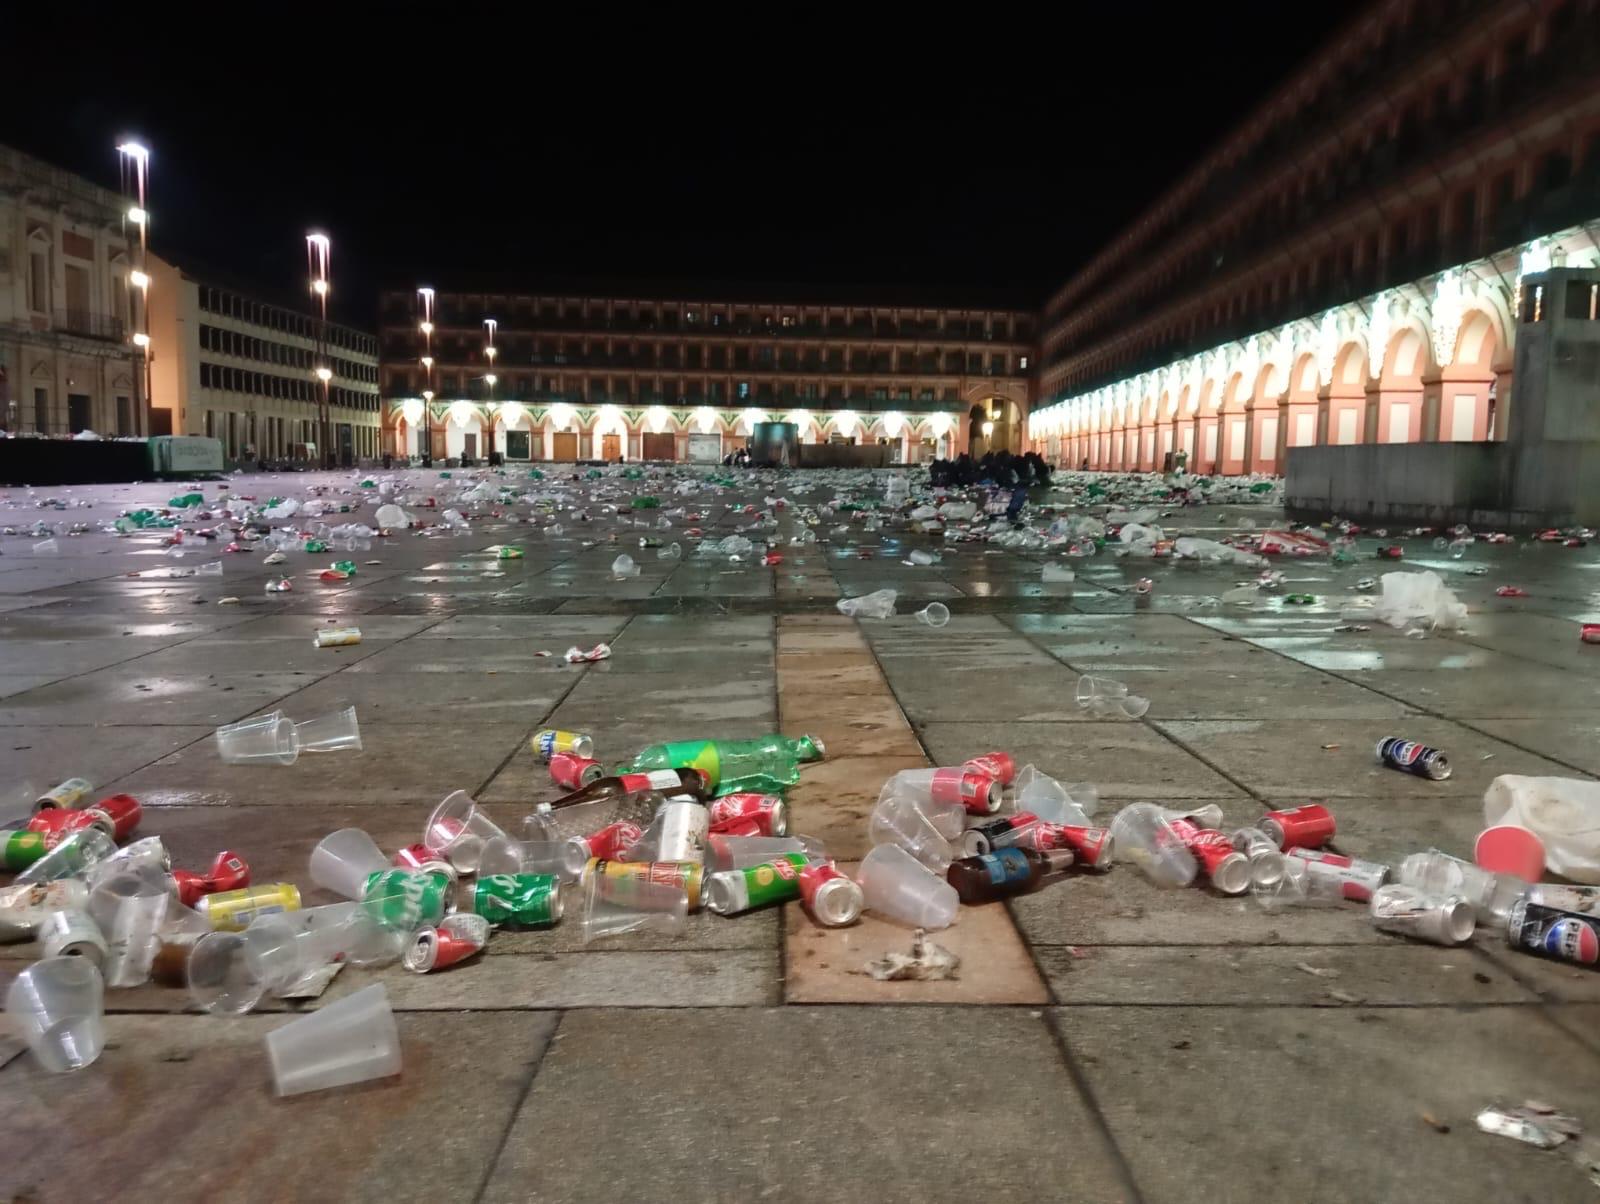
[600, 433, 621, 461]
[338, 424, 354, 466]
[68, 393, 91, 434]
[463, 432, 478, 460]
[641, 432, 674, 461]
[552, 432, 578, 461]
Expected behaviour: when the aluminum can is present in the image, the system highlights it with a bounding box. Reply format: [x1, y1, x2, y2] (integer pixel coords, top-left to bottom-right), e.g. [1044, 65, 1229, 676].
[1287, 848, 1389, 902]
[963, 752, 1016, 786]
[1375, 737, 1452, 780]
[708, 794, 788, 837]
[550, 752, 604, 791]
[704, 853, 807, 916]
[583, 858, 703, 911]
[27, 809, 108, 842]
[458, 873, 562, 928]
[86, 793, 142, 841]
[313, 626, 363, 647]
[1258, 804, 1336, 850]
[1170, 823, 1250, 894]
[39, 909, 108, 966]
[392, 843, 458, 882]
[0, 829, 50, 872]
[655, 800, 709, 862]
[35, 777, 92, 811]
[0, 880, 89, 941]
[929, 768, 1001, 814]
[1369, 884, 1475, 945]
[799, 862, 863, 927]
[360, 870, 451, 931]
[404, 913, 492, 973]
[1581, 624, 1600, 645]
[532, 729, 594, 762]
[962, 812, 1039, 857]
[197, 883, 303, 932]
[1508, 899, 1600, 966]
[563, 822, 643, 876]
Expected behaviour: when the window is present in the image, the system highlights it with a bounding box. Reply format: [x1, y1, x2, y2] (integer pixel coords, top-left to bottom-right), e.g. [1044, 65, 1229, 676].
[33, 388, 48, 434]
[28, 249, 49, 312]
[1565, 281, 1598, 321]
[1019, 355, 1029, 370]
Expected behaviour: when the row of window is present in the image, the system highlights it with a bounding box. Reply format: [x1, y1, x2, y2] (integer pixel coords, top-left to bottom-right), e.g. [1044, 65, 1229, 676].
[197, 285, 378, 356]
[390, 377, 960, 405]
[199, 324, 377, 383]
[203, 411, 382, 461]
[198, 361, 379, 410]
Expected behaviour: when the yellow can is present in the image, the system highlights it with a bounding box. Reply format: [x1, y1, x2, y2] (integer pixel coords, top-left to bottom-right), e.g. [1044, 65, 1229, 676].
[313, 626, 363, 648]
[582, 857, 703, 911]
[196, 883, 302, 932]
[35, 777, 93, 810]
[532, 729, 595, 761]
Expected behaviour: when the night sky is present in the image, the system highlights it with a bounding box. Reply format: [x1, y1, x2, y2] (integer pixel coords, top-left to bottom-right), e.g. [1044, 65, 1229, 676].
[8, 8, 1351, 327]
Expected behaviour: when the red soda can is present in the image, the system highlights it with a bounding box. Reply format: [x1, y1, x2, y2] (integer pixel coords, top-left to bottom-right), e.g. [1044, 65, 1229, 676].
[708, 793, 789, 837]
[394, 842, 458, 882]
[1495, 586, 1528, 598]
[963, 752, 1016, 786]
[582, 821, 644, 862]
[962, 811, 1039, 856]
[87, 793, 142, 841]
[404, 913, 491, 973]
[549, 752, 604, 791]
[1258, 804, 1336, 851]
[1185, 829, 1251, 895]
[1377, 546, 1404, 559]
[1051, 824, 1115, 870]
[799, 862, 863, 927]
[26, 808, 108, 842]
[930, 768, 1001, 814]
[1288, 847, 1389, 901]
[1581, 624, 1600, 645]
[172, 850, 251, 908]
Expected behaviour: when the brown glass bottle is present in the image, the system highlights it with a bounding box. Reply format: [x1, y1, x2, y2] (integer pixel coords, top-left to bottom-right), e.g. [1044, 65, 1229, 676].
[945, 847, 1074, 903]
[550, 767, 709, 809]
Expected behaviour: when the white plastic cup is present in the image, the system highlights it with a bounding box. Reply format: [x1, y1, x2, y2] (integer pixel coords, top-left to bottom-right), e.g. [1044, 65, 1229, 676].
[285, 901, 408, 967]
[1108, 804, 1198, 888]
[1251, 855, 1346, 910]
[856, 844, 959, 929]
[1075, 674, 1150, 720]
[1396, 849, 1525, 924]
[309, 829, 390, 900]
[868, 797, 956, 872]
[1014, 766, 1095, 826]
[6, 957, 106, 1073]
[423, 791, 507, 875]
[16, 829, 118, 886]
[579, 874, 689, 943]
[478, 837, 572, 881]
[264, 983, 402, 1096]
[292, 706, 362, 754]
[1369, 884, 1475, 946]
[215, 711, 299, 765]
[86, 868, 172, 988]
[612, 554, 640, 578]
[915, 603, 951, 627]
[705, 835, 820, 873]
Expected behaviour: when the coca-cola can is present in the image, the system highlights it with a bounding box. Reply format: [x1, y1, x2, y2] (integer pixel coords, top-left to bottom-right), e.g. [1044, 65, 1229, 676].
[1369, 884, 1475, 946]
[1258, 804, 1336, 850]
[393, 843, 458, 882]
[799, 862, 863, 927]
[963, 752, 1016, 786]
[1581, 624, 1600, 645]
[549, 752, 604, 792]
[1288, 847, 1390, 901]
[1052, 824, 1115, 870]
[930, 768, 1001, 814]
[26, 808, 111, 842]
[1181, 827, 1251, 895]
[563, 821, 644, 876]
[404, 913, 491, 973]
[707, 794, 788, 837]
[961, 812, 1039, 857]
[86, 793, 142, 841]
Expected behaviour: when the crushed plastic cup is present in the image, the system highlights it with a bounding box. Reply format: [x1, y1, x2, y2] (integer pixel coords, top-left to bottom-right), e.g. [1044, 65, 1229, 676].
[1250, 855, 1346, 910]
[611, 554, 641, 578]
[1108, 804, 1198, 888]
[309, 829, 390, 900]
[292, 706, 361, 754]
[873, 782, 967, 840]
[265, 982, 402, 1097]
[837, 588, 897, 619]
[33, 539, 60, 556]
[189, 905, 397, 1014]
[423, 791, 507, 875]
[1396, 849, 1525, 925]
[478, 836, 573, 881]
[657, 542, 683, 561]
[855, 844, 959, 930]
[1014, 766, 1096, 825]
[1482, 774, 1600, 885]
[1368, 884, 1475, 946]
[704, 835, 823, 873]
[1075, 674, 1150, 719]
[868, 796, 957, 871]
[5, 957, 105, 1073]
[915, 603, 951, 628]
[17, 829, 117, 886]
[215, 711, 299, 766]
[579, 873, 689, 943]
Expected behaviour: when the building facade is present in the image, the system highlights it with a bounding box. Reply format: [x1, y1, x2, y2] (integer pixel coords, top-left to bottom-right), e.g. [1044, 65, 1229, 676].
[377, 288, 1033, 464]
[0, 144, 142, 438]
[149, 254, 381, 463]
[1031, 0, 1600, 474]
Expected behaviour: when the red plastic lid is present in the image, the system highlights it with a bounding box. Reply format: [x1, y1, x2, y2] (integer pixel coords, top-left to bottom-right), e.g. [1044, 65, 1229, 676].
[1475, 825, 1546, 882]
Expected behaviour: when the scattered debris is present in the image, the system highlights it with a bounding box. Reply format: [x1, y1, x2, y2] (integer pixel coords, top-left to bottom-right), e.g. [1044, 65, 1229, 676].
[863, 930, 961, 981]
[1476, 1102, 1581, 1149]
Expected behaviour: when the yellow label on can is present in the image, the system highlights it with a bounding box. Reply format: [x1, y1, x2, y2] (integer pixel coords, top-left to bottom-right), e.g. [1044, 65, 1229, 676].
[37, 778, 92, 810]
[201, 884, 302, 931]
[314, 627, 363, 647]
[583, 858, 702, 911]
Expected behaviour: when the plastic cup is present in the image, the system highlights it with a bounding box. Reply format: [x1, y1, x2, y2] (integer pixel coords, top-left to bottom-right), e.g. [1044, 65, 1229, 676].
[264, 983, 402, 1096]
[705, 835, 816, 873]
[1251, 855, 1346, 910]
[1475, 825, 1547, 883]
[1369, 884, 1475, 946]
[286, 901, 408, 967]
[1075, 674, 1150, 720]
[16, 829, 117, 886]
[1014, 766, 1094, 826]
[215, 711, 299, 766]
[1108, 804, 1198, 888]
[87, 868, 172, 988]
[292, 706, 362, 754]
[579, 874, 688, 943]
[6, 957, 106, 1073]
[612, 554, 640, 578]
[868, 797, 956, 872]
[915, 603, 951, 628]
[479, 837, 572, 881]
[423, 791, 507, 875]
[856, 843, 959, 929]
[309, 829, 390, 900]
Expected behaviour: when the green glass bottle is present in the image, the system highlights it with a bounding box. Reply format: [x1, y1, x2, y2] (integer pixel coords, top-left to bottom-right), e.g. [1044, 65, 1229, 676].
[621, 734, 824, 795]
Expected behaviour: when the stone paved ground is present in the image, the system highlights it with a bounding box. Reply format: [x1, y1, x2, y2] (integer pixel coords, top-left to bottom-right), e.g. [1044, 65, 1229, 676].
[1, 468, 1598, 1203]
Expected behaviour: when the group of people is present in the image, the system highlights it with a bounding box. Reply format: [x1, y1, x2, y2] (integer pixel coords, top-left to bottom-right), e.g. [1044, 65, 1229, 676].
[720, 447, 753, 468]
[927, 449, 1052, 489]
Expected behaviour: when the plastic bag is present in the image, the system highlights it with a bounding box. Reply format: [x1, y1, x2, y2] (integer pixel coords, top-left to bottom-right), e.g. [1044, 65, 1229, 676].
[1372, 571, 1467, 632]
[374, 504, 412, 530]
[837, 589, 897, 619]
[1173, 536, 1267, 567]
[1484, 775, 1600, 884]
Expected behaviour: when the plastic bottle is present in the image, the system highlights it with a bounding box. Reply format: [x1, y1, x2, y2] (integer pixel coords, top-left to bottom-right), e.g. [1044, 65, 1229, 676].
[621, 736, 823, 793]
[946, 848, 1074, 903]
[1396, 850, 1526, 925]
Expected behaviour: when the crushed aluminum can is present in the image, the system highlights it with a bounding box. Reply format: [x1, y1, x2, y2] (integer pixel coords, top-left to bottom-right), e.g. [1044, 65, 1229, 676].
[564, 643, 612, 663]
[1475, 1103, 1581, 1149]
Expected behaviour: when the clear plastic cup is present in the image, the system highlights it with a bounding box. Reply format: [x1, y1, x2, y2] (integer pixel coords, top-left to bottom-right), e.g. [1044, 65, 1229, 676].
[915, 603, 951, 628]
[264, 983, 402, 1096]
[1014, 766, 1095, 825]
[1369, 884, 1475, 946]
[1160, 804, 1225, 830]
[1108, 804, 1198, 888]
[16, 829, 118, 886]
[612, 554, 640, 578]
[285, 901, 408, 967]
[856, 843, 959, 929]
[215, 711, 299, 765]
[479, 836, 572, 881]
[1251, 855, 1346, 910]
[1396, 849, 1525, 925]
[6, 957, 106, 1073]
[423, 791, 507, 875]
[86, 868, 172, 988]
[1076, 675, 1150, 719]
[309, 829, 390, 900]
[579, 874, 689, 943]
[868, 797, 956, 872]
[86, 837, 171, 891]
[704, 835, 819, 873]
[292, 706, 362, 754]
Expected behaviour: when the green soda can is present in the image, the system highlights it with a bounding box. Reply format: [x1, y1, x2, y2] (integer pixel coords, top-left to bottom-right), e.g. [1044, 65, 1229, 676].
[0, 830, 49, 871]
[303, 539, 328, 553]
[703, 853, 808, 916]
[361, 869, 452, 932]
[457, 873, 563, 929]
[332, 560, 357, 574]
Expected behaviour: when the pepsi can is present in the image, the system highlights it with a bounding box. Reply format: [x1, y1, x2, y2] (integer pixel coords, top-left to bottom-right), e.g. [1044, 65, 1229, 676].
[1508, 900, 1600, 967]
[1375, 736, 1452, 781]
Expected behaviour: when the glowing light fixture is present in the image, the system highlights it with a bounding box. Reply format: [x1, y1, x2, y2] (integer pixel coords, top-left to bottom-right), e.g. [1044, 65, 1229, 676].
[129, 269, 150, 290]
[548, 401, 574, 431]
[127, 207, 147, 225]
[926, 412, 951, 438]
[738, 406, 767, 435]
[694, 406, 718, 434]
[485, 373, 497, 387]
[422, 389, 434, 401]
[131, 332, 150, 348]
[449, 401, 477, 426]
[498, 401, 526, 427]
[1430, 270, 1464, 369]
[833, 410, 859, 438]
[419, 321, 434, 335]
[981, 420, 995, 438]
[882, 411, 904, 438]
[646, 405, 671, 434]
[420, 356, 433, 370]
[315, 367, 332, 383]
[784, 408, 812, 432]
[401, 398, 424, 424]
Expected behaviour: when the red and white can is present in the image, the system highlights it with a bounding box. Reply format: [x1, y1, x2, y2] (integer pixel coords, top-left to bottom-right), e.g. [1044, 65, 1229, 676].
[172, 850, 251, 908]
[404, 913, 491, 973]
[573, 820, 644, 863]
[549, 752, 604, 791]
[929, 768, 1001, 814]
[708, 793, 789, 837]
[86, 793, 142, 841]
[1258, 804, 1336, 851]
[1051, 824, 1115, 870]
[799, 862, 863, 927]
[1581, 624, 1600, 645]
[1185, 829, 1252, 895]
[393, 842, 458, 882]
[963, 752, 1016, 786]
[1288, 847, 1389, 901]
[26, 808, 108, 842]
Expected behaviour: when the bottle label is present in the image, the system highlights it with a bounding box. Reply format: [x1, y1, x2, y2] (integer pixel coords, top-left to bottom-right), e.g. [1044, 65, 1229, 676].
[660, 741, 722, 789]
[982, 848, 1031, 886]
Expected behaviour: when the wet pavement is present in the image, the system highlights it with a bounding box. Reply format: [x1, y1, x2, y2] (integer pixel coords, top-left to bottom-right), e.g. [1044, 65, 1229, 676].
[1, 468, 1599, 1203]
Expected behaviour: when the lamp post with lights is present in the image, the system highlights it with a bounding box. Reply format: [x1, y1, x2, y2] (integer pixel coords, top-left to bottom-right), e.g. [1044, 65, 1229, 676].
[306, 233, 332, 466]
[417, 287, 435, 465]
[117, 141, 151, 436]
[482, 318, 498, 462]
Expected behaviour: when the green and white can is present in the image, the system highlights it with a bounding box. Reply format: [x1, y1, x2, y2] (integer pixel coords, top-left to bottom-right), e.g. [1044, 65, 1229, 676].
[458, 873, 563, 929]
[361, 869, 452, 932]
[704, 853, 808, 916]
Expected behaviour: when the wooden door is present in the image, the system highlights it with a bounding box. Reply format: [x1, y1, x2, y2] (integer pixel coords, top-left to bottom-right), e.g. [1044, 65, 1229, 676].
[641, 432, 675, 461]
[600, 434, 621, 461]
[552, 432, 578, 461]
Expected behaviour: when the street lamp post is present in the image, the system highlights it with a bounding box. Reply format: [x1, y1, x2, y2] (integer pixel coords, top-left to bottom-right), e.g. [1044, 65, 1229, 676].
[306, 233, 332, 467]
[483, 318, 497, 462]
[418, 287, 435, 465]
[117, 141, 151, 437]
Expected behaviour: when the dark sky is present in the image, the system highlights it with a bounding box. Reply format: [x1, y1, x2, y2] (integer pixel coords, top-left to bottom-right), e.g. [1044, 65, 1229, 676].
[8, 8, 1353, 327]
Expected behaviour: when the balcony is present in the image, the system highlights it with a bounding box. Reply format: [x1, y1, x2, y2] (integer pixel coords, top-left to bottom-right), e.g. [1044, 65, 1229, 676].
[54, 309, 125, 342]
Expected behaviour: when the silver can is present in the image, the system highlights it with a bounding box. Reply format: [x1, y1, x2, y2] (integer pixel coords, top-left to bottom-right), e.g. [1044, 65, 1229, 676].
[655, 800, 709, 863]
[1230, 828, 1287, 888]
[1288, 847, 1390, 902]
[39, 908, 109, 966]
[1369, 884, 1475, 946]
